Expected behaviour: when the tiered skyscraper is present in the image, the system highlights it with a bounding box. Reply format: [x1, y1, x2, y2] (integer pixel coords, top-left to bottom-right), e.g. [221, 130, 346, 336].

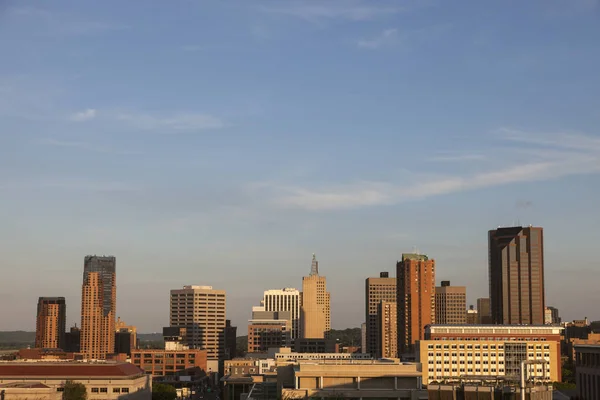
[81, 255, 116, 360]
[35, 297, 66, 349]
[300, 254, 331, 339]
[365, 272, 396, 357]
[396, 253, 435, 353]
[488, 226, 545, 325]
[170, 285, 226, 373]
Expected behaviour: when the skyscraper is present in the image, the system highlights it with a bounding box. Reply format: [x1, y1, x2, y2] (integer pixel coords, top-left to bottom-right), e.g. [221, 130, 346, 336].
[365, 272, 396, 357]
[300, 254, 331, 339]
[489, 226, 545, 325]
[396, 253, 435, 353]
[81, 255, 116, 360]
[262, 288, 301, 339]
[35, 297, 66, 349]
[435, 281, 466, 325]
[378, 301, 398, 358]
[477, 298, 492, 324]
[170, 285, 226, 373]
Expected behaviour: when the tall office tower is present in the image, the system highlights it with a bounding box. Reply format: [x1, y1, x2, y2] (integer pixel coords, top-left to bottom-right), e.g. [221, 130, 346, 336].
[247, 308, 292, 352]
[81, 255, 116, 360]
[300, 254, 331, 339]
[170, 285, 226, 373]
[466, 305, 479, 324]
[378, 301, 398, 358]
[489, 226, 545, 325]
[225, 320, 237, 359]
[435, 281, 466, 325]
[545, 306, 560, 325]
[396, 253, 435, 354]
[365, 272, 397, 357]
[35, 297, 66, 349]
[361, 323, 367, 353]
[64, 325, 81, 353]
[477, 298, 492, 324]
[262, 288, 301, 339]
[114, 317, 137, 355]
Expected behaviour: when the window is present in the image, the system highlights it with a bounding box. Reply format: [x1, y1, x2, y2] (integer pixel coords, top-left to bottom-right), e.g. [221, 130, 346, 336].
[113, 388, 121, 393]
[100, 388, 108, 393]
[92, 388, 99, 393]
[56, 388, 65, 392]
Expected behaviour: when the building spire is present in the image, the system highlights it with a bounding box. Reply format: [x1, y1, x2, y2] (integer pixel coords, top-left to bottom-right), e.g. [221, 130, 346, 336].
[310, 253, 319, 276]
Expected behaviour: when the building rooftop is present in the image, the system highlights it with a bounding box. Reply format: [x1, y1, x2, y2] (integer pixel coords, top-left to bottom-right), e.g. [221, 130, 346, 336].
[402, 253, 429, 261]
[0, 362, 144, 378]
[0, 382, 50, 388]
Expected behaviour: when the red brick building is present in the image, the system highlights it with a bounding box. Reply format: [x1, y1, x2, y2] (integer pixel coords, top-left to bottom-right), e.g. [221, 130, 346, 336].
[131, 349, 207, 376]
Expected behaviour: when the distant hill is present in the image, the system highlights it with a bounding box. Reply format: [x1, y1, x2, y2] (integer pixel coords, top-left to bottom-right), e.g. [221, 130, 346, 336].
[0, 331, 35, 349]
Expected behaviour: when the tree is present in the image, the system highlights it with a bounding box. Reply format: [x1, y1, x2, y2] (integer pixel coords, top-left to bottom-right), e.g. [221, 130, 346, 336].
[152, 383, 177, 400]
[62, 380, 87, 400]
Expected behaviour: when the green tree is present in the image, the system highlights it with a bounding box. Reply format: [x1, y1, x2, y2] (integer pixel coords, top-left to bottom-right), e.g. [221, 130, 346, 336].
[152, 383, 177, 400]
[62, 380, 87, 400]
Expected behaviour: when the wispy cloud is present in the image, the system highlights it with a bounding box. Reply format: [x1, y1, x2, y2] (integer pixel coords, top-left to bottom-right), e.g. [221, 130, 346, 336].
[116, 112, 226, 132]
[69, 108, 96, 122]
[255, 129, 600, 211]
[261, 0, 401, 23]
[33, 138, 140, 155]
[427, 153, 486, 162]
[8, 6, 128, 36]
[357, 28, 399, 49]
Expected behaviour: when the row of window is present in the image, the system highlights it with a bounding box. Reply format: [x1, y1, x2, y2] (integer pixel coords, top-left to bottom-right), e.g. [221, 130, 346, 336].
[58, 387, 130, 394]
[427, 343, 550, 350]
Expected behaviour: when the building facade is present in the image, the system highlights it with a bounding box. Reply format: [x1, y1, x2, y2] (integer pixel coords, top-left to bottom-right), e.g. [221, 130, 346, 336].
[169, 285, 226, 372]
[35, 297, 66, 350]
[396, 253, 435, 353]
[279, 360, 426, 400]
[378, 301, 398, 358]
[81, 255, 116, 360]
[0, 362, 151, 400]
[365, 272, 396, 357]
[574, 344, 600, 400]
[115, 317, 137, 355]
[247, 310, 292, 353]
[300, 254, 331, 339]
[477, 298, 492, 324]
[131, 349, 207, 376]
[225, 320, 237, 359]
[489, 226, 545, 325]
[262, 288, 301, 339]
[544, 306, 560, 325]
[418, 325, 562, 385]
[434, 281, 466, 325]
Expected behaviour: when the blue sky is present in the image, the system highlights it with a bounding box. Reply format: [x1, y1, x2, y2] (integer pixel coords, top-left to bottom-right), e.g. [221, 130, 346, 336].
[1, 0, 599, 332]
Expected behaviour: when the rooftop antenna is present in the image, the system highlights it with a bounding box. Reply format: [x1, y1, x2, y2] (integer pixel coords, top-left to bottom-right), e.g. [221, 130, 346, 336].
[310, 253, 319, 276]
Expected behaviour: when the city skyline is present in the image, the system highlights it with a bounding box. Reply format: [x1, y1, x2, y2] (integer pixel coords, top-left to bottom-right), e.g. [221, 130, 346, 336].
[2, 0, 600, 332]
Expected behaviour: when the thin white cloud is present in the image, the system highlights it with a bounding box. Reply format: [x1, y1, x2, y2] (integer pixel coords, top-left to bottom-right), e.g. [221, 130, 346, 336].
[33, 138, 141, 155]
[256, 130, 600, 211]
[261, 1, 401, 22]
[427, 154, 486, 162]
[117, 112, 226, 132]
[357, 28, 399, 49]
[8, 6, 128, 36]
[69, 108, 96, 122]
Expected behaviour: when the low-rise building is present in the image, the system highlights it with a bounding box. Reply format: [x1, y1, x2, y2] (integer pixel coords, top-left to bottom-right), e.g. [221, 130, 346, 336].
[274, 351, 372, 364]
[279, 359, 427, 399]
[0, 361, 151, 399]
[131, 349, 207, 377]
[418, 325, 562, 385]
[293, 338, 337, 353]
[574, 344, 600, 400]
[428, 383, 553, 400]
[0, 382, 61, 400]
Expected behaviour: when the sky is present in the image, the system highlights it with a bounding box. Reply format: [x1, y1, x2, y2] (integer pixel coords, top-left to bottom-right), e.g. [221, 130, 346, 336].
[1, 0, 599, 333]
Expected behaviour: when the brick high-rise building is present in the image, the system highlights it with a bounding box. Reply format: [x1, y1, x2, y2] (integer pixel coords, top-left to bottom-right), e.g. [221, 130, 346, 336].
[477, 297, 492, 324]
[170, 285, 226, 373]
[365, 272, 396, 357]
[489, 226, 545, 325]
[81, 255, 116, 360]
[378, 301, 398, 358]
[396, 253, 435, 353]
[300, 254, 330, 339]
[35, 297, 66, 349]
[434, 281, 466, 325]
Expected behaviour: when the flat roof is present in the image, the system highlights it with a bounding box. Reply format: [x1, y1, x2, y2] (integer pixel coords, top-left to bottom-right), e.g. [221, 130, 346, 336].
[0, 362, 144, 378]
